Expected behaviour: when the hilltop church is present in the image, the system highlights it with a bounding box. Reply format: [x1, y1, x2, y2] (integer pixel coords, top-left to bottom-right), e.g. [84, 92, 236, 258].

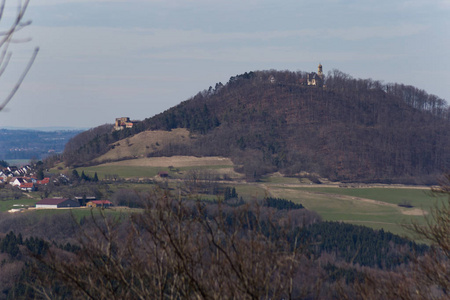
[307, 64, 324, 87]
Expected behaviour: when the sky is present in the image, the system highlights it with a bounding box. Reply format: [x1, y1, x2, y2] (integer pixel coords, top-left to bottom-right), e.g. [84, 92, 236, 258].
[0, 0, 449, 129]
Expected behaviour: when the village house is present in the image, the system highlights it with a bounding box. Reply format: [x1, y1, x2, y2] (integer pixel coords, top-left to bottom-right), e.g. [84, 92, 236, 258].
[1, 165, 32, 178]
[10, 177, 27, 187]
[9, 176, 50, 189]
[36, 178, 50, 185]
[19, 182, 35, 192]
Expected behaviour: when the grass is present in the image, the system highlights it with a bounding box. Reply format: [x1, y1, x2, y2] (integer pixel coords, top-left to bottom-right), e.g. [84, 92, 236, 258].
[0, 198, 39, 212]
[1, 181, 439, 240]
[76, 166, 162, 179]
[176, 165, 234, 171]
[75, 165, 236, 180]
[266, 186, 439, 238]
[235, 183, 268, 200]
[296, 187, 445, 211]
[260, 175, 302, 185]
[6, 155, 446, 240]
[32, 207, 142, 221]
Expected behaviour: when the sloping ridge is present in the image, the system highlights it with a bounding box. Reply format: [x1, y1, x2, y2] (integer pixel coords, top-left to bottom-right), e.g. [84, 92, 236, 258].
[64, 69, 450, 183]
[94, 128, 193, 164]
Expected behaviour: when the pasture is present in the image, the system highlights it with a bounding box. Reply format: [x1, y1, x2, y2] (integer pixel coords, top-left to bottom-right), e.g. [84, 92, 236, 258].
[72, 158, 442, 238]
[264, 185, 443, 237]
[6, 156, 445, 239]
[76, 156, 239, 180]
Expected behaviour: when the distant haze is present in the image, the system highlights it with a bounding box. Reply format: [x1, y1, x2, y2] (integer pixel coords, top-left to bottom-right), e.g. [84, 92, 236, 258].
[0, 0, 448, 128]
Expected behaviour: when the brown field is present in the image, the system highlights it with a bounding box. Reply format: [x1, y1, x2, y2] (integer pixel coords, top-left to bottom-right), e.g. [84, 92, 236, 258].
[98, 156, 234, 168]
[94, 128, 194, 163]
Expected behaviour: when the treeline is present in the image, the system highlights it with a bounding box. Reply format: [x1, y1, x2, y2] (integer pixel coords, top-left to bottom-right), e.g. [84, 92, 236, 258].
[296, 222, 428, 269]
[63, 69, 450, 183]
[265, 197, 304, 210]
[0, 231, 49, 258]
[0, 231, 81, 298]
[0, 194, 440, 299]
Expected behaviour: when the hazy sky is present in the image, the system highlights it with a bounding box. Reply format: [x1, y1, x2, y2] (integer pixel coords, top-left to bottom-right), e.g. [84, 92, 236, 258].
[0, 0, 449, 128]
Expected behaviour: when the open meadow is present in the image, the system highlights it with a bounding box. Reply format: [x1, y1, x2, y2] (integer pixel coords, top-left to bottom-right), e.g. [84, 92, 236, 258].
[74, 156, 444, 238]
[75, 156, 241, 180]
[6, 156, 445, 239]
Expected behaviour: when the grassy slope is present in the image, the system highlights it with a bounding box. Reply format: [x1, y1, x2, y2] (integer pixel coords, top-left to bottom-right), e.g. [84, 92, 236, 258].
[93, 128, 193, 164]
[264, 184, 443, 237]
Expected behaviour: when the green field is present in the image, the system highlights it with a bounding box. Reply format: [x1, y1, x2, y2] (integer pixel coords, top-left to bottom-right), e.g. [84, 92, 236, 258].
[75, 166, 163, 179]
[69, 164, 447, 238]
[0, 198, 39, 212]
[265, 185, 443, 237]
[296, 187, 441, 210]
[4, 158, 445, 240]
[76, 165, 235, 180]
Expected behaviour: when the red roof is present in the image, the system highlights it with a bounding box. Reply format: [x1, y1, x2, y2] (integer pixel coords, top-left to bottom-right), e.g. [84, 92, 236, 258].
[20, 183, 34, 188]
[36, 178, 50, 185]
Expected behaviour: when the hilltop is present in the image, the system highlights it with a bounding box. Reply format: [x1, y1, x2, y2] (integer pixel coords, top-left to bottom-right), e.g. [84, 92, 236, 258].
[62, 68, 450, 183]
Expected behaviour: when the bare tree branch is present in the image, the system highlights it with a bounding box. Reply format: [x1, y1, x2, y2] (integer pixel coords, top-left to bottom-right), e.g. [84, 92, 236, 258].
[0, 0, 38, 112]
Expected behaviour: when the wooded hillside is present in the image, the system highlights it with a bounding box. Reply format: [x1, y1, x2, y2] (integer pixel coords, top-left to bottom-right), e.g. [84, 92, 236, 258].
[63, 69, 450, 183]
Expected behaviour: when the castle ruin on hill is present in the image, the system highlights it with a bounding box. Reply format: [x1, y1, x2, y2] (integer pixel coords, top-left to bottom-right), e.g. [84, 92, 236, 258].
[307, 64, 324, 87]
[114, 117, 139, 131]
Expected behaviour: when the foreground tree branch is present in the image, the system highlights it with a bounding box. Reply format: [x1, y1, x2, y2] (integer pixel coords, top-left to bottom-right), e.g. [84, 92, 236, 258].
[0, 0, 38, 112]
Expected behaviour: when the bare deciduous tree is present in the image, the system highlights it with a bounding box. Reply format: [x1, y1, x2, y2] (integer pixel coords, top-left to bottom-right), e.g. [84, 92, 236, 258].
[356, 176, 450, 299]
[30, 190, 327, 299]
[0, 0, 38, 112]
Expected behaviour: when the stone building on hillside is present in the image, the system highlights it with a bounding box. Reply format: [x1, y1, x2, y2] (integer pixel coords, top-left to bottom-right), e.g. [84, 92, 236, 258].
[114, 117, 139, 131]
[307, 63, 324, 87]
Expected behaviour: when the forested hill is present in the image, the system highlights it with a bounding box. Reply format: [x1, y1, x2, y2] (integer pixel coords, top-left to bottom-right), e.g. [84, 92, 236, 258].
[63, 69, 450, 183]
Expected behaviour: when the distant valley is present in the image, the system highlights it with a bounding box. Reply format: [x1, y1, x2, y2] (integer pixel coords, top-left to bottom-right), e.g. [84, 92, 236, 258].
[0, 128, 83, 162]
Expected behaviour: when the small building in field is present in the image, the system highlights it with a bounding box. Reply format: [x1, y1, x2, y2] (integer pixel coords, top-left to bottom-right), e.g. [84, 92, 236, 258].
[35, 198, 80, 209]
[86, 200, 113, 208]
[158, 171, 169, 178]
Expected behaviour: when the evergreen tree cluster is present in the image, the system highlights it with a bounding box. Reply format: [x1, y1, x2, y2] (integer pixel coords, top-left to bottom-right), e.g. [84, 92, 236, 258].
[265, 197, 304, 210]
[224, 187, 238, 200]
[296, 222, 429, 269]
[71, 169, 99, 182]
[0, 231, 49, 258]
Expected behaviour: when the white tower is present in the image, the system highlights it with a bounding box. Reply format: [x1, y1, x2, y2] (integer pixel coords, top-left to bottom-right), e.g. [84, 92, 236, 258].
[317, 63, 323, 80]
